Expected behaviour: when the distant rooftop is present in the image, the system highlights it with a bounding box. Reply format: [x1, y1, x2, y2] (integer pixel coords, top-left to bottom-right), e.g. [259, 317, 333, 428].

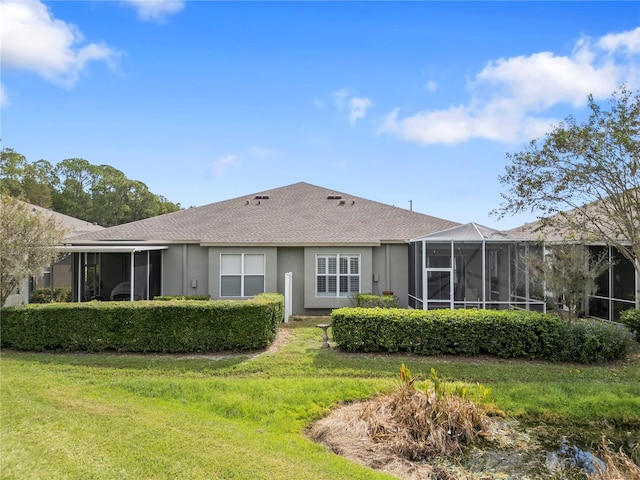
[16, 199, 105, 241]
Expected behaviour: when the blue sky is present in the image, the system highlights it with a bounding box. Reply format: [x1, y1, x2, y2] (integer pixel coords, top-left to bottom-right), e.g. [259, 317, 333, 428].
[1, 1, 639, 229]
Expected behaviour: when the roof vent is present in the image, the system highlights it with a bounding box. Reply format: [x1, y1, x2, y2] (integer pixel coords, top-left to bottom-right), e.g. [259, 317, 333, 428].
[338, 200, 346, 205]
[254, 195, 270, 200]
[327, 195, 342, 200]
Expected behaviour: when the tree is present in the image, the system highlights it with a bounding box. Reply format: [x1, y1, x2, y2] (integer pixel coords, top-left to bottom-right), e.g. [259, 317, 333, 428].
[51, 158, 96, 220]
[1, 149, 181, 226]
[0, 149, 55, 208]
[0, 148, 27, 198]
[0, 196, 66, 306]
[494, 86, 640, 271]
[527, 243, 610, 319]
[22, 160, 55, 208]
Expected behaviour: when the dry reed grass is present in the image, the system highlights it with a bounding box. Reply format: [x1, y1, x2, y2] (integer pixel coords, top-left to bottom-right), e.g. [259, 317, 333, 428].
[361, 366, 489, 461]
[588, 437, 640, 480]
[308, 365, 491, 479]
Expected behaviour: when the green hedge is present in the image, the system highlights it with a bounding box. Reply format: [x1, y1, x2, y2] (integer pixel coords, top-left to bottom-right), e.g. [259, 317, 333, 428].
[30, 287, 72, 304]
[1, 293, 284, 353]
[353, 293, 399, 308]
[331, 308, 635, 363]
[621, 309, 640, 341]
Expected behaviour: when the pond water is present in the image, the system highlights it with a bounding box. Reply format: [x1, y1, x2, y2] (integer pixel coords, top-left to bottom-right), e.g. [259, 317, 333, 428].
[439, 419, 638, 479]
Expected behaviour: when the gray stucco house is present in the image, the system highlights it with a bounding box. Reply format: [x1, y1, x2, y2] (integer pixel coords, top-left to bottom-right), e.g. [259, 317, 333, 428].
[63, 182, 459, 315]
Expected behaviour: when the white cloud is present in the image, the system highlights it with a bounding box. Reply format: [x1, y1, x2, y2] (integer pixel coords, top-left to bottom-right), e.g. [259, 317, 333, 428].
[212, 154, 239, 178]
[0, 0, 118, 88]
[597, 27, 640, 55]
[475, 50, 619, 109]
[121, 0, 185, 23]
[379, 27, 639, 145]
[329, 88, 373, 125]
[348, 97, 374, 126]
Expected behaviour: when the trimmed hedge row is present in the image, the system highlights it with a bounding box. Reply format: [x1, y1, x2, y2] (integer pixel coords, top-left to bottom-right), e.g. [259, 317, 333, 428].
[331, 308, 635, 363]
[353, 293, 399, 308]
[30, 287, 72, 304]
[1, 293, 284, 353]
[621, 309, 640, 340]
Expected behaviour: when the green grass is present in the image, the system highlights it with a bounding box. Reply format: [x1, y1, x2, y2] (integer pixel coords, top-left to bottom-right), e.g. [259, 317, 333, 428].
[2, 318, 639, 479]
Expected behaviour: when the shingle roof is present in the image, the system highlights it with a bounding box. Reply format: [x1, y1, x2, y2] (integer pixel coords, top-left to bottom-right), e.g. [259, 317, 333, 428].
[17, 200, 104, 241]
[69, 182, 459, 246]
[507, 200, 635, 245]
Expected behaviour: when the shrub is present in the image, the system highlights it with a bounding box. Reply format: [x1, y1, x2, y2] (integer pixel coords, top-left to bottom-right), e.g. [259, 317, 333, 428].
[557, 319, 636, 363]
[30, 287, 72, 303]
[1, 293, 283, 353]
[620, 309, 640, 341]
[330, 308, 634, 363]
[353, 293, 399, 308]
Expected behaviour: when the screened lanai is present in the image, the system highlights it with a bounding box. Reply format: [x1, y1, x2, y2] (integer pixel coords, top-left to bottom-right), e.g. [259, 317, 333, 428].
[408, 223, 546, 312]
[57, 246, 167, 302]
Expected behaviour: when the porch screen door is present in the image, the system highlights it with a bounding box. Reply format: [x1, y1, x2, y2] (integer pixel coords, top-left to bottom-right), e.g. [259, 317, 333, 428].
[424, 267, 453, 310]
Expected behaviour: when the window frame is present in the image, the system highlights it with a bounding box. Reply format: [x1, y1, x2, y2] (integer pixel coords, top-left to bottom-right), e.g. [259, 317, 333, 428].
[220, 253, 265, 297]
[315, 253, 361, 297]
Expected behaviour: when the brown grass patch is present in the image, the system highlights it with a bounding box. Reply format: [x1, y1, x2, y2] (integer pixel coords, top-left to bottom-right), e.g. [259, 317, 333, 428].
[308, 365, 492, 479]
[588, 437, 640, 480]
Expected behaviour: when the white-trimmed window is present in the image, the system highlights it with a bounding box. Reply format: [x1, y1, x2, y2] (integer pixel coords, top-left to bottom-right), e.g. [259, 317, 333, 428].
[220, 253, 265, 297]
[316, 254, 360, 297]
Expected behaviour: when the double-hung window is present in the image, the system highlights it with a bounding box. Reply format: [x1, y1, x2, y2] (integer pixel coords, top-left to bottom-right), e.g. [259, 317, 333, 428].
[316, 254, 360, 297]
[220, 253, 265, 297]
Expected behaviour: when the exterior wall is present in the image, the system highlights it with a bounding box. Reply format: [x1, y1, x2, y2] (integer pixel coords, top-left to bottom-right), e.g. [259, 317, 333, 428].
[162, 246, 184, 295]
[162, 244, 209, 296]
[303, 246, 373, 310]
[61, 242, 410, 316]
[207, 247, 278, 299]
[276, 247, 306, 315]
[372, 244, 409, 307]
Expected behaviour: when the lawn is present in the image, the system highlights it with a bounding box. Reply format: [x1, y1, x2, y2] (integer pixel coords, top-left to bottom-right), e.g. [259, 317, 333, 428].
[1, 318, 639, 479]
